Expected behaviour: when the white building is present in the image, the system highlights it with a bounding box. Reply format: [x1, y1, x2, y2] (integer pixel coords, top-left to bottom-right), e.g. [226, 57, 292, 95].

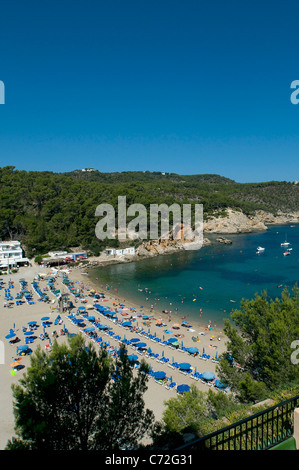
[0, 241, 30, 269]
[48, 251, 68, 258]
[105, 247, 135, 257]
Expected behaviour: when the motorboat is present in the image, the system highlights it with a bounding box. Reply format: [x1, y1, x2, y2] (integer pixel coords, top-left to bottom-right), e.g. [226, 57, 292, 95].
[283, 251, 290, 256]
[281, 235, 290, 246]
[256, 246, 265, 252]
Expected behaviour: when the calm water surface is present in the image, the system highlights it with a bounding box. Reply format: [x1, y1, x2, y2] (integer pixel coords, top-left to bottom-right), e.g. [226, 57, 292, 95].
[90, 224, 299, 327]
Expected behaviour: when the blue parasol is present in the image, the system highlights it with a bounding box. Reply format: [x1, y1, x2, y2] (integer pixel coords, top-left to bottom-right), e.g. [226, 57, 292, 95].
[177, 384, 190, 393]
[137, 342, 147, 348]
[214, 379, 226, 388]
[188, 347, 199, 354]
[127, 354, 138, 362]
[179, 362, 191, 370]
[201, 371, 215, 381]
[41, 316, 50, 321]
[168, 338, 179, 343]
[5, 333, 15, 339]
[154, 371, 166, 380]
[17, 345, 29, 353]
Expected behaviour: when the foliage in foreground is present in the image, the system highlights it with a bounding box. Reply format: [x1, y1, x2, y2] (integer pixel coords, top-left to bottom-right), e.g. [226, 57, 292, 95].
[217, 286, 299, 403]
[6, 335, 154, 450]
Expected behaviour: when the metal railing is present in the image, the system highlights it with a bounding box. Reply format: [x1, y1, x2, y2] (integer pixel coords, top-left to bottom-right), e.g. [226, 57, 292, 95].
[176, 395, 299, 451]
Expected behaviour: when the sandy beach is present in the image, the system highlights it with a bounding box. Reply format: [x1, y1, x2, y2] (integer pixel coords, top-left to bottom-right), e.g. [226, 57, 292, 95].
[0, 263, 229, 449]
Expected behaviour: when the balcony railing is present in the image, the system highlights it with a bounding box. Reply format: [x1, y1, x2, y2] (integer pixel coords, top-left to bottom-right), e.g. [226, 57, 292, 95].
[176, 395, 299, 451]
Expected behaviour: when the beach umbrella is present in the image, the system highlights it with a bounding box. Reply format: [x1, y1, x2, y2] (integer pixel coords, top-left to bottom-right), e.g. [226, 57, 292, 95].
[188, 347, 199, 354]
[168, 338, 179, 343]
[83, 327, 95, 332]
[137, 342, 147, 349]
[154, 371, 166, 380]
[24, 331, 34, 336]
[130, 338, 140, 343]
[17, 345, 29, 352]
[28, 321, 36, 325]
[122, 321, 132, 327]
[201, 372, 215, 381]
[214, 379, 226, 389]
[164, 330, 172, 334]
[179, 362, 191, 370]
[5, 333, 15, 339]
[127, 354, 138, 362]
[177, 384, 190, 393]
[87, 316, 95, 321]
[41, 316, 50, 321]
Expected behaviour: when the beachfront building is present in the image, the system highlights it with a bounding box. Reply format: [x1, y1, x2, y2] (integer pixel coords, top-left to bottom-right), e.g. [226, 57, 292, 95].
[48, 251, 68, 258]
[105, 247, 135, 257]
[41, 251, 88, 266]
[0, 241, 30, 270]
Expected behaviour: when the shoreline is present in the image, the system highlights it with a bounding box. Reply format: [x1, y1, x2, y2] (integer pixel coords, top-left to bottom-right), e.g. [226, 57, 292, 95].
[0, 264, 229, 449]
[78, 266, 227, 340]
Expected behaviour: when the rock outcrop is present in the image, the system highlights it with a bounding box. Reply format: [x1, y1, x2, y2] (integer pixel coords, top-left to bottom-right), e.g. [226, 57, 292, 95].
[135, 236, 211, 259]
[204, 208, 299, 234]
[75, 208, 299, 268]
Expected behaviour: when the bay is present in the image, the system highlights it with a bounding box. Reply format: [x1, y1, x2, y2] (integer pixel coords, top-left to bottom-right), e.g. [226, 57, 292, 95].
[90, 224, 299, 328]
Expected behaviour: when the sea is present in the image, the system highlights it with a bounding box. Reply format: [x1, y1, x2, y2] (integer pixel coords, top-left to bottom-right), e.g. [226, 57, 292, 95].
[89, 224, 299, 328]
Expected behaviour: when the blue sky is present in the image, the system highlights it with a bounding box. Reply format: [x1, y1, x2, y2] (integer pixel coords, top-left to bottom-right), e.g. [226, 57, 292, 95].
[0, 0, 299, 182]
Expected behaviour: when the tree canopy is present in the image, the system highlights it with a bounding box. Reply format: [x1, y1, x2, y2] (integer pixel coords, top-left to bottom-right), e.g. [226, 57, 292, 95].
[7, 335, 154, 450]
[0, 166, 298, 257]
[217, 286, 299, 403]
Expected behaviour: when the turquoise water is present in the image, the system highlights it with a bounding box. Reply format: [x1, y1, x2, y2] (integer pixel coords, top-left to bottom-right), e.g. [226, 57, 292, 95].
[90, 224, 299, 327]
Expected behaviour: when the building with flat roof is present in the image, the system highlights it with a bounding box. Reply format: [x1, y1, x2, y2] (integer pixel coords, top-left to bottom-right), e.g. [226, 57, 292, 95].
[105, 247, 135, 257]
[0, 241, 30, 269]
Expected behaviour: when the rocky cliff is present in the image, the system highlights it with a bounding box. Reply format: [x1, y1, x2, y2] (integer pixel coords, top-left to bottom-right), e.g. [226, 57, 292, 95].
[203, 208, 299, 234]
[79, 208, 299, 268]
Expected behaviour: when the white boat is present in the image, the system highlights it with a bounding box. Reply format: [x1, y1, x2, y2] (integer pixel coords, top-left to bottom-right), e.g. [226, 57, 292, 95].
[283, 251, 290, 256]
[256, 246, 265, 252]
[281, 234, 290, 246]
